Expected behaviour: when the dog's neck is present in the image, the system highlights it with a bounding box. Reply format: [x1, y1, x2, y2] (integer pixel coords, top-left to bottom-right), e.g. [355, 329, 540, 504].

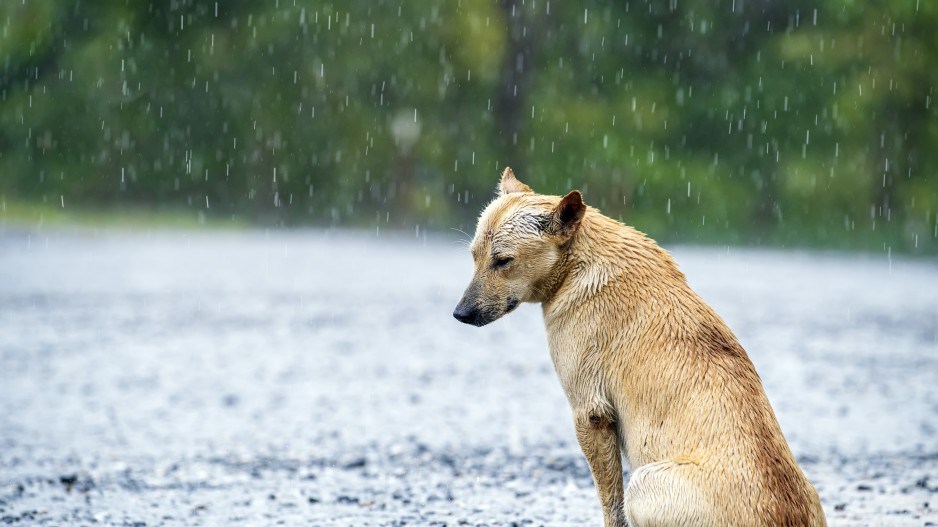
[540, 210, 686, 320]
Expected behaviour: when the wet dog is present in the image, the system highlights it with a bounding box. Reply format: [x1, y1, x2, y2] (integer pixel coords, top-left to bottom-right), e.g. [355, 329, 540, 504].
[454, 168, 826, 526]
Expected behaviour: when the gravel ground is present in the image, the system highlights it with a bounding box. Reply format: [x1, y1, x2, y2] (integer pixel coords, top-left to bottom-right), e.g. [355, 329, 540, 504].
[0, 228, 936, 526]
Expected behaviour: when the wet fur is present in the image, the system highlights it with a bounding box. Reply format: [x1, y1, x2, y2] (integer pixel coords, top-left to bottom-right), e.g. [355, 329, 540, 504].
[455, 168, 826, 527]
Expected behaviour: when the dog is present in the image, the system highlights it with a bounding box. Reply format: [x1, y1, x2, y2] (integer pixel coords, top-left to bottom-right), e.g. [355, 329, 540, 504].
[453, 168, 826, 527]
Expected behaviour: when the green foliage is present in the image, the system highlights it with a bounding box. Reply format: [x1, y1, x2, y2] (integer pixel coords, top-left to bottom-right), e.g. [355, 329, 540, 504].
[1, 0, 935, 252]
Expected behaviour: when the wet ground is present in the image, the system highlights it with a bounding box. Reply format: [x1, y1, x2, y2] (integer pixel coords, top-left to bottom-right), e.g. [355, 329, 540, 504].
[0, 228, 936, 526]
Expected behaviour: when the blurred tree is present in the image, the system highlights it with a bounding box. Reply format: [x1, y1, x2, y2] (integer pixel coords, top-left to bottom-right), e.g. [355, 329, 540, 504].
[0, 0, 934, 252]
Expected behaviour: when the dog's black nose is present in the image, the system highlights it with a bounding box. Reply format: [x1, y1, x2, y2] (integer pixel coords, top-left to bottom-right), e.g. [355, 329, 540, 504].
[453, 304, 479, 325]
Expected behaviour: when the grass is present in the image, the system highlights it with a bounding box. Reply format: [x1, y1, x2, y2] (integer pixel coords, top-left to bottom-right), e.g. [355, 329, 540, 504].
[0, 199, 249, 231]
[2, 197, 933, 256]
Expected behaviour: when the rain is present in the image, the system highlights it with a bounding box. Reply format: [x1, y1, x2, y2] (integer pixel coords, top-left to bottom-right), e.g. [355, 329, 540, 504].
[0, 1, 936, 525]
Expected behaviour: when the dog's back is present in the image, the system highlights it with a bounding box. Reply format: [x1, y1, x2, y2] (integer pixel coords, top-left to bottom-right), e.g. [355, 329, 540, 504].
[544, 211, 826, 526]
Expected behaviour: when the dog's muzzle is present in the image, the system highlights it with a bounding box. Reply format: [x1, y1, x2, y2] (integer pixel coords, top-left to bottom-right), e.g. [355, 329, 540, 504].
[453, 303, 484, 326]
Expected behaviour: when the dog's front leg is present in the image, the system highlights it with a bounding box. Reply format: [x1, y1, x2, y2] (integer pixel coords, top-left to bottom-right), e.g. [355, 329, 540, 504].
[574, 408, 626, 527]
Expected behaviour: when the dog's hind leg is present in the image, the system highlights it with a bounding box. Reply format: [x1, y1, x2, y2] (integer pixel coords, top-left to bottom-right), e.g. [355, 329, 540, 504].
[574, 408, 627, 527]
[623, 459, 713, 527]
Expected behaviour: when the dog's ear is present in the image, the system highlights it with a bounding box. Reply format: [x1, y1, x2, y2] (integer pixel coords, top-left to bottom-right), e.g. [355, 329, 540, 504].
[498, 167, 532, 195]
[549, 190, 586, 237]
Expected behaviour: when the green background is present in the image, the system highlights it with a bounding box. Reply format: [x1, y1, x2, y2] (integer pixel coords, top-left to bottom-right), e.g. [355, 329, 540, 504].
[1, 0, 936, 252]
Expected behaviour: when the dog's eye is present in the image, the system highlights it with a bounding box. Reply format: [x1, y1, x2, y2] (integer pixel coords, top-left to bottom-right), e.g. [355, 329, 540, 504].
[492, 256, 514, 269]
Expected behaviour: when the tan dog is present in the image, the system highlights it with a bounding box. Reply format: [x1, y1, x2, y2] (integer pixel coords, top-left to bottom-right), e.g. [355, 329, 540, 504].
[453, 168, 826, 527]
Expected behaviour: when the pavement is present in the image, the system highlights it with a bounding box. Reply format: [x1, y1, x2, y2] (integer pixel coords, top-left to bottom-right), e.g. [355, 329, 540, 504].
[0, 228, 936, 526]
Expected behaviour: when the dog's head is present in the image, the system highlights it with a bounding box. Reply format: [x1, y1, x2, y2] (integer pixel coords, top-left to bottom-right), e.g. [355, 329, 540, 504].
[453, 167, 586, 327]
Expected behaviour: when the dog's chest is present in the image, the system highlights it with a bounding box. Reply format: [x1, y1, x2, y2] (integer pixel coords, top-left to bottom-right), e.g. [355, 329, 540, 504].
[546, 339, 578, 396]
[544, 324, 598, 404]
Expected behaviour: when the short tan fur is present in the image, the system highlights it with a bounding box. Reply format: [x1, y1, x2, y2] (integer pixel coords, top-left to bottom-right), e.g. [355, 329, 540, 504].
[453, 168, 826, 527]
